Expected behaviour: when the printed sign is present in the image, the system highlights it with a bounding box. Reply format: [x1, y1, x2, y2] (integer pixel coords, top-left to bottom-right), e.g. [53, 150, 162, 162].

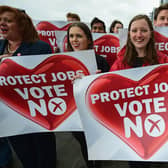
[0, 50, 97, 137]
[154, 27, 168, 56]
[74, 64, 168, 161]
[93, 33, 120, 66]
[34, 20, 71, 53]
[119, 27, 168, 56]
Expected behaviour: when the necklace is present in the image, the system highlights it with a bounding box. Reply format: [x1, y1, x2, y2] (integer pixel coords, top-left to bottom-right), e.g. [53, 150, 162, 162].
[7, 44, 17, 54]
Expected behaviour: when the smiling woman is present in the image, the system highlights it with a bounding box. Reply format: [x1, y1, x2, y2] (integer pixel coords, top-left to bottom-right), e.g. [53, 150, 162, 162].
[110, 14, 168, 168]
[66, 22, 110, 167]
[110, 14, 168, 71]
[69, 26, 89, 51]
[0, 5, 57, 168]
[67, 22, 110, 72]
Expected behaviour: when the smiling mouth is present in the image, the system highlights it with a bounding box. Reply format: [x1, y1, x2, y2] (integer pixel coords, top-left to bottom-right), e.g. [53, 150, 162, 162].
[72, 44, 80, 48]
[0, 28, 8, 34]
[135, 39, 144, 42]
[134, 40, 146, 44]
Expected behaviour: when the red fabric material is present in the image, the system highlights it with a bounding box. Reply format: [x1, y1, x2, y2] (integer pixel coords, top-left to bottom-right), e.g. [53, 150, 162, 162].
[110, 50, 168, 71]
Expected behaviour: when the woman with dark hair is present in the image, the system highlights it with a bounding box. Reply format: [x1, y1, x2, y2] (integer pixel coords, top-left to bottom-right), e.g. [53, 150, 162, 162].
[110, 14, 168, 168]
[109, 20, 123, 33]
[67, 22, 109, 168]
[0, 6, 52, 58]
[110, 14, 168, 71]
[67, 22, 110, 72]
[0, 5, 56, 168]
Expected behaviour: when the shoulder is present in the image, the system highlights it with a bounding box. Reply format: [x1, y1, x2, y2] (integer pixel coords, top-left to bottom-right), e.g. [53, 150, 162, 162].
[27, 40, 51, 50]
[18, 40, 52, 55]
[157, 51, 168, 63]
[110, 56, 129, 71]
[0, 39, 4, 44]
[0, 39, 7, 54]
[95, 54, 110, 72]
[95, 54, 106, 62]
[33, 40, 51, 48]
[0, 39, 7, 46]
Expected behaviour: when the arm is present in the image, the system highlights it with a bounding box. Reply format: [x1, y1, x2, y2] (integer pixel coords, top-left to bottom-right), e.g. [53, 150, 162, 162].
[95, 54, 110, 72]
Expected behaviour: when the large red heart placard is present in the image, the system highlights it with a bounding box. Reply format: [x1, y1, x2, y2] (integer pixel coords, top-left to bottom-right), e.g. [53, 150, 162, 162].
[154, 31, 168, 55]
[36, 21, 71, 53]
[0, 55, 89, 130]
[86, 65, 168, 159]
[93, 34, 120, 66]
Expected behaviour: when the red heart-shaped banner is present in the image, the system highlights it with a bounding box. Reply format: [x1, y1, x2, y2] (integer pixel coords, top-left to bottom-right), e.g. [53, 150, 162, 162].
[36, 21, 71, 53]
[0, 55, 89, 130]
[86, 65, 168, 159]
[94, 34, 120, 66]
[154, 31, 168, 55]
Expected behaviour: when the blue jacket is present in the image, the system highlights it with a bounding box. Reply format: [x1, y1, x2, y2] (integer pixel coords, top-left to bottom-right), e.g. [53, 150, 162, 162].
[0, 39, 52, 56]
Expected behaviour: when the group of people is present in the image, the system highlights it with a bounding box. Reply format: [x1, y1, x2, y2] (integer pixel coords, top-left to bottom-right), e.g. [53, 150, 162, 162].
[66, 12, 123, 34]
[0, 2, 168, 168]
[0, 5, 57, 168]
[67, 2, 168, 168]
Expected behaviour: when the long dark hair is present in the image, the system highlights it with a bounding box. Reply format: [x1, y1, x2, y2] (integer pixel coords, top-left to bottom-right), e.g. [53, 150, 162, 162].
[109, 20, 123, 33]
[67, 22, 93, 51]
[0, 5, 39, 42]
[123, 14, 158, 66]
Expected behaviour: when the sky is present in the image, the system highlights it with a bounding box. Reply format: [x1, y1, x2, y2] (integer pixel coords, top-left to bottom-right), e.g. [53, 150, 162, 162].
[1, 0, 160, 30]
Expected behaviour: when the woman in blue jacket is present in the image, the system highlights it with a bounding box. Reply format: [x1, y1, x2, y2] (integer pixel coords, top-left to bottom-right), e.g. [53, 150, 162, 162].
[0, 6, 56, 168]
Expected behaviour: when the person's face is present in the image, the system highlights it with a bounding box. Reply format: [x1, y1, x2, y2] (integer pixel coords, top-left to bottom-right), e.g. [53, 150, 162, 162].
[112, 23, 123, 33]
[69, 26, 90, 51]
[154, 9, 168, 27]
[67, 17, 78, 22]
[129, 19, 151, 53]
[0, 11, 20, 40]
[91, 22, 105, 33]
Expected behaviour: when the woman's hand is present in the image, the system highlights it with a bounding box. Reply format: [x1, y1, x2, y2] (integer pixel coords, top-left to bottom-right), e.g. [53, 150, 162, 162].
[96, 69, 102, 74]
[71, 69, 102, 84]
[71, 74, 84, 84]
[0, 54, 12, 62]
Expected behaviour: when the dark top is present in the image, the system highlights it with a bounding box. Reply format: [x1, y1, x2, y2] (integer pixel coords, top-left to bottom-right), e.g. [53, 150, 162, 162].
[0, 39, 52, 56]
[132, 57, 145, 68]
[95, 54, 110, 72]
